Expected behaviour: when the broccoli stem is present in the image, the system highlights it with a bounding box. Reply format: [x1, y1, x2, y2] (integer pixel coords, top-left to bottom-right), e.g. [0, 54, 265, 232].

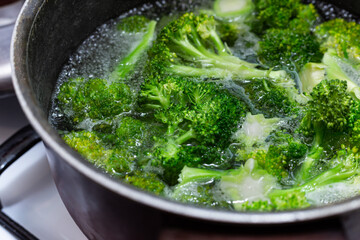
[179, 166, 226, 184]
[175, 128, 196, 145]
[146, 87, 171, 109]
[172, 27, 257, 69]
[112, 20, 157, 80]
[168, 64, 286, 80]
[296, 124, 325, 184]
[296, 146, 324, 185]
[207, 29, 228, 56]
[272, 161, 358, 198]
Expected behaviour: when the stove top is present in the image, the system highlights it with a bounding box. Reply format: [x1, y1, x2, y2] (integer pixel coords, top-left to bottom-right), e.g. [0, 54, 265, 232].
[0, 96, 87, 239]
[0, 1, 22, 98]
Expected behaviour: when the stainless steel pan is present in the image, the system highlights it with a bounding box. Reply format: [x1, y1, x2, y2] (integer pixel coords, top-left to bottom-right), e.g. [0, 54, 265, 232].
[10, 0, 360, 239]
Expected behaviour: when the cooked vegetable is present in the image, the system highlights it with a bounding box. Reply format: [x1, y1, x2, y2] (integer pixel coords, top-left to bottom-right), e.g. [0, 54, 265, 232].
[52, 1, 360, 212]
[145, 12, 286, 80]
[112, 16, 157, 80]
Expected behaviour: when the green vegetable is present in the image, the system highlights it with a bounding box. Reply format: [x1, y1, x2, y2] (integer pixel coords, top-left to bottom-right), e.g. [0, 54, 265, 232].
[62, 131, 136, 175]
[140, 77, 246, 184]
[258, 28, 322, 71]
[252, 0, 318, 34]
[57, 78, 134, 124]
[315, 18, 360, 63]
[145, 12, 287, 80]
[240, 78, 302, 118]
[296, 79, 354, 183]
[54, 3, 360, 213]
[112, 16, 157, 80]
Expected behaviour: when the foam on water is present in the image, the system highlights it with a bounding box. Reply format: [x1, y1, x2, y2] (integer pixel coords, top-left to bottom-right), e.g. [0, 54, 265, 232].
[306, 181, 360, 206]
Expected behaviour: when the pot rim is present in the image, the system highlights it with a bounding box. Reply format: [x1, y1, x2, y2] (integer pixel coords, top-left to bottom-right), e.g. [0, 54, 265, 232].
[11, 0, 360, 224]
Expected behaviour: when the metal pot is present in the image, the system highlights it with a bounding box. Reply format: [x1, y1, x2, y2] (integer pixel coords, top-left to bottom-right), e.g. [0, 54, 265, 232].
[10, 0, 360, 239]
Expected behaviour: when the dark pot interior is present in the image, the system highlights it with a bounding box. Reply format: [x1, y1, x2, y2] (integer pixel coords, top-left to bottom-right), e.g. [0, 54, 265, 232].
[11, 0, 360, 239]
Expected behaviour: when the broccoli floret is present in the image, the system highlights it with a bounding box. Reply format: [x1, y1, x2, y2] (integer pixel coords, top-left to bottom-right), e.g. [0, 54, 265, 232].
[269, 190, 310, 210]
[315, 18, 360, 63]
[296, 79, 354, 183]
[62, 131, 136, 175]
[258, 28, 322, 71]
[301, 19, 360, 99]
[304, 79, 352, 132]
[153, 142, 232, 185]
[112, 16, 157, 80]
[253, 131, 307, 180]
[143, 79, 246, 185]
[145, 12, 287, 80]
[139, 77, 247, 184]
[122, 171, 167, 195]
[178, 159, 311, 211]
[57, 78, 133, 124]
[299, 49, 360, 99]
[141, 77, 247, 146]
[240, 78, 301, 118]
[62, 131, 112, 165]
[252, 0, 318, 34]
[241, 150, 360, 210]
[238, 190, 310, 211]
[113, 116, 152, 148]
[287, 3, 319, 33]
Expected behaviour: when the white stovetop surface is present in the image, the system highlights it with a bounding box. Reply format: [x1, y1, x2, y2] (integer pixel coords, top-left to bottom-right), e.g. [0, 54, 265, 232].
[0, 96, 87, 240]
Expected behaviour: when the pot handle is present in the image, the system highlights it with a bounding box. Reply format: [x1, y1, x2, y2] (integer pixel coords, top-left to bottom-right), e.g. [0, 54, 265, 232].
[0, 125, 40, 240]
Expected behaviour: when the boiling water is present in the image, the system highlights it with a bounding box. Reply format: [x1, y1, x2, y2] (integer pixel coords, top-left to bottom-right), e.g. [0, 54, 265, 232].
[49, 0, 360, 209]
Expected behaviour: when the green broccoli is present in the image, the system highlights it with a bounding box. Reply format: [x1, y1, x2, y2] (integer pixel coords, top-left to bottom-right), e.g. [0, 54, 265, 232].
[140, 77, 247, 146]
[240, 78, 302, 118]
[122, 170, 167, 195]
[141, 78, 246, 184]
[315, 18, 360, 63]
[111, 16, 157, 80]
[252, 0, 318, 34]
[297, 19, 360, 99]
[322, 49, 360, 99]
[62, 130, 136, 175]
[177, 159, 312, 211]
[145, 12, 287, 80]
[296, 79, 354, 183]
[220, 158, 279, 210]
[258, 28, 322, 71]
[57, 78, 134, 124]
[54, 4, 360, 213]
[260, 131, 307, 180]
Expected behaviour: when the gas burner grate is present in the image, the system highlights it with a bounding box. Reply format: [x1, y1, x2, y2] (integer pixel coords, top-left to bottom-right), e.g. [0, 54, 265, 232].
[0, 126, 40, 240]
